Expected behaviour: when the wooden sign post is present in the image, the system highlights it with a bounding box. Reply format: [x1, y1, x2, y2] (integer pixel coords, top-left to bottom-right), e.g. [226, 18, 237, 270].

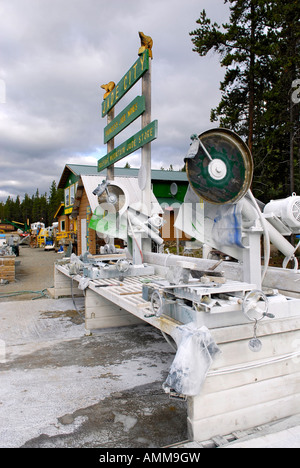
[106, 108, 115, 181]
[99, 35, 156, 218]
[141, 56, 152, 215]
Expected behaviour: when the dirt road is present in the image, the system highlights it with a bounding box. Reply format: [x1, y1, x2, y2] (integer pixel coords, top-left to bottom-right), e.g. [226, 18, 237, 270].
[0, 246, 188, 448]
[0, 246, 62, 301]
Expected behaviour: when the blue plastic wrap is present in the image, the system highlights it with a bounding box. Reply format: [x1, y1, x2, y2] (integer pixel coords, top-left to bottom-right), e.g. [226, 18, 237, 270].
[212, 203, 244, 248]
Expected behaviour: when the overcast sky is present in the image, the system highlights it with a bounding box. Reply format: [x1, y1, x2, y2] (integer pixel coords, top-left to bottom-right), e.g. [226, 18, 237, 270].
[0, 0, 230, 202]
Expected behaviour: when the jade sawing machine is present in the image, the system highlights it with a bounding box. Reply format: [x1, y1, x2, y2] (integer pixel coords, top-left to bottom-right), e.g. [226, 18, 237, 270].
[89, 128, 300, 354]
[85, 175, 164, 279]
[144, 128, 300, 351]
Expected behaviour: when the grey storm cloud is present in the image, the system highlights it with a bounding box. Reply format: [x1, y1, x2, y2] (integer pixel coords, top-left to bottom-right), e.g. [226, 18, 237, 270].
[0, 0, 229, 201]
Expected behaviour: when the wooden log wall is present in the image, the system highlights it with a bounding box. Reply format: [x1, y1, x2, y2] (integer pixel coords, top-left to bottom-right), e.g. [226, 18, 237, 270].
[0, 256, 15, 282]
[77, 191, 96, 256]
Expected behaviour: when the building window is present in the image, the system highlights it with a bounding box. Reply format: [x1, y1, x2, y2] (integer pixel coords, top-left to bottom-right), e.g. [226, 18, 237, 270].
[70, 184, 75, 205]
[65, 187, 70, 207]
[75, 182, 78, 197]
[61, 220, 65, 231]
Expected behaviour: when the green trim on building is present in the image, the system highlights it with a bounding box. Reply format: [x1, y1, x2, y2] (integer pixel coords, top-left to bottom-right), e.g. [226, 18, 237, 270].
[57, 164, 188, 215]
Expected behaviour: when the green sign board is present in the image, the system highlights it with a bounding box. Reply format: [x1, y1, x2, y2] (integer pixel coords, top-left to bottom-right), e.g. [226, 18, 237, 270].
[98, 120, 158, 171]
[104, 95, 145, 144]
[101, 50, 149, 117]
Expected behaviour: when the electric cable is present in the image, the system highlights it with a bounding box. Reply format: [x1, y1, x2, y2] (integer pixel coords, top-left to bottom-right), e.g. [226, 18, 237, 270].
[71, 277, 84, 319]
[0, 289, 49, 300]
[161, 330, 177, 352]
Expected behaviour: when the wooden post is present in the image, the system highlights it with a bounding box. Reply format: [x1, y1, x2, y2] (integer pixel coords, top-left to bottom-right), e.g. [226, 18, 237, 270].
[107, 107, 115, 180]
[141, 58, 152, 216]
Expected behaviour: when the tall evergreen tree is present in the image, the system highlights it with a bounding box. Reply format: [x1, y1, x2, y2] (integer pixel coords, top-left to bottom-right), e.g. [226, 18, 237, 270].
[32, 189, 40, 222]
[262, 0, 300, 196]
[0, 202, 4, 221]
[39, 193, 48, 226]
[47, 180, 63, 223]
[190, 1, 269, 151]
[20, 193, 33, 226]
[12, 195, 21, 223]
[1, 180, 64, 227]
[190, 0, 300, 202]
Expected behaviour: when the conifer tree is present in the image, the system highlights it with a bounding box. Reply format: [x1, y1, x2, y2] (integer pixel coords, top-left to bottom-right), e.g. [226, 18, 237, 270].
[190, 0, 300, 201]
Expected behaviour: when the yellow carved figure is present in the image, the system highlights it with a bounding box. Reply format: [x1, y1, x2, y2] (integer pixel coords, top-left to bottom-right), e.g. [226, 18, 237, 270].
[101, 81, 115, 99]
[138, 31, 153, 59]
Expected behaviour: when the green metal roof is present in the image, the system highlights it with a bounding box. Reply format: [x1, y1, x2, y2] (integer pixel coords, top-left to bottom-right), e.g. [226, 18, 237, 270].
[68, 164, 98, 175]
[58, 164, 187, 188]
[57, 164, 97, 188]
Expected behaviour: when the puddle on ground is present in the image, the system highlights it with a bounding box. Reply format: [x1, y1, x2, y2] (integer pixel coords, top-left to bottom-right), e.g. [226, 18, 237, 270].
[21, 381, 188, 448]
[40, 310, 85, 325]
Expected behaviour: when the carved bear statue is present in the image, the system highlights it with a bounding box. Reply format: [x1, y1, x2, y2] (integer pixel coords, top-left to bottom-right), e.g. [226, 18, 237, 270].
[101, 81, 115, 99]
[138, 32, 153, 59]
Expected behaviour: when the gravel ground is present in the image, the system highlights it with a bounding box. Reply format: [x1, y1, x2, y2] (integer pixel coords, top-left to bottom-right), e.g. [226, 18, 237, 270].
[0, 245, 62, 302]
[0, 246, 188, 448]
[0, 297, 187, 448]
[1, 245, 299, 448]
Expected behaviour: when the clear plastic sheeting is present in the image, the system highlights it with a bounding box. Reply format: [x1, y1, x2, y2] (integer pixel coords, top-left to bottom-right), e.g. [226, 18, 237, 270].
[0, 245, 13, 257]
[212, 203, 244, 248]
[163, 323, 221, 397]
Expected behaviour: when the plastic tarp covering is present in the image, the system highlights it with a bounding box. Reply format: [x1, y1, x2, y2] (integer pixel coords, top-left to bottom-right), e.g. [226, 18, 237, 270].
[212, 203, 244, 248]
[182, 185, 244, 248]
[174, 182, 245, 261]
[163, 323, 221, 397]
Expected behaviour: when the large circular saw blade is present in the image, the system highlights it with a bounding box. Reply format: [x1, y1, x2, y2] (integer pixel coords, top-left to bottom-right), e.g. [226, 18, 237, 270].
[97, 184, 126, 213]
[186, 128, 253, 204]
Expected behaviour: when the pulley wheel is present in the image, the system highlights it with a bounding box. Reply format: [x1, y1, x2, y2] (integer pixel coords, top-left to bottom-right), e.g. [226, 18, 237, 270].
[242, 289, 269, 322]
[97, 184, 126, 212]
[186, 128, 253, 204]
[150, 290, 164, 317]
[116, 258, 130, 273]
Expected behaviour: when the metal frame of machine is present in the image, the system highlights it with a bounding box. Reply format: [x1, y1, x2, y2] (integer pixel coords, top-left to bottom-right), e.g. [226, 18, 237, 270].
[55, 127, 300, 340]
[53, 127, 300, 442]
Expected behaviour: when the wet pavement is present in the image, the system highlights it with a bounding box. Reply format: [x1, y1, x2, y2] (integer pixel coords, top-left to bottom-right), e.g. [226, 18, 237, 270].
[0, 297, 187, 448]
[0, 247, 299, 448]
